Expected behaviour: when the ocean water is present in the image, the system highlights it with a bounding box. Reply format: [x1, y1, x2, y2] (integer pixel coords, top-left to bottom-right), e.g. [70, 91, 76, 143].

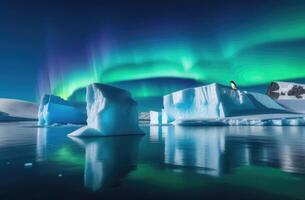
[0, 122, 305, 200]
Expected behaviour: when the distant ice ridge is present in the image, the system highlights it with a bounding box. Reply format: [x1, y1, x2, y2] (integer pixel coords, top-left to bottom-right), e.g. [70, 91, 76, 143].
[267, 81, 305, 113]
[69, 83, 141, 137]
[175, 115, 305, 126]
[38, 94, 86, 126]
[267, 81, 305, 100]
[0, 98, 38, 121]
[164, 83, 290, 121]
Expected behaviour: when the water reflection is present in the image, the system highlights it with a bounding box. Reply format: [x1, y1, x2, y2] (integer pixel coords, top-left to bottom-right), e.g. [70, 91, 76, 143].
[70, 136, 142, 191]
[163, 126, 225, 176]
[152, 126, 305, 175]
[36, 128, 47, 162]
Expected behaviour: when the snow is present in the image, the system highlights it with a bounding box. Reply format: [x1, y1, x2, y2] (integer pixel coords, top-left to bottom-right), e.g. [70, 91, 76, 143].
[69, 83, 141, 137]
[164, 83, 289, 122]
[162, 109, 173, 124]
[0, 98, 38, 121]
[266, 81, 305, 113]
[150, 111, 161, 125]
[276, 99, 305, 113]
[139, 112, 150, 121]
[267, 81, 305, 99]
[38, 94, 86, 126]
[149, 110, 173, 125]
[173, 114, 305, 126]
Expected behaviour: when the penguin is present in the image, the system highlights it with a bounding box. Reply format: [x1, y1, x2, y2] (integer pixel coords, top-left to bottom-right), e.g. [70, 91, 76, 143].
[230, 80, 237, 90]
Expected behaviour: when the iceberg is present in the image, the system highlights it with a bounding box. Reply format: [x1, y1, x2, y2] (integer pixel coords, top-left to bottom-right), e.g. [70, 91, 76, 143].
[164, 83, 290, 120]
[38, 94, 86, 126]
[69, 83, 141, 137]
[162, 83, 305, 126]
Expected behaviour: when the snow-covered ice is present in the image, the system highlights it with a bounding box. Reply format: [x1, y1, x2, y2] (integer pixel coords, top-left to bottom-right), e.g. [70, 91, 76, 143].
[0, 98, 38, 121]
[267, 81, 305, 100]
[139, 112, 150, 121]
[149, 111, 161, 125]
[149, 110, 173, 125]
[164, 83, 289, 120]
[38, 94, 86, 126]
[69, 83, 141, 137]
[162, 83, 305, 126]
[267, 81, 305, 113]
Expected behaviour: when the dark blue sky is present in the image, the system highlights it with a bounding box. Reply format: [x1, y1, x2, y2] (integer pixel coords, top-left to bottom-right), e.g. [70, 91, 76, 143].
[0, 0, 304, 102]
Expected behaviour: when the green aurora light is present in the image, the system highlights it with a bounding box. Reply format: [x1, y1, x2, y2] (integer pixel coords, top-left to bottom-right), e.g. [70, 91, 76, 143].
[48, 5, 305, 100]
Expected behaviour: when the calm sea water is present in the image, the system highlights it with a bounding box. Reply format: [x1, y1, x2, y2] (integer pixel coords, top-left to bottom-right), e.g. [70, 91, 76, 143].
[0, 122, 305, 200]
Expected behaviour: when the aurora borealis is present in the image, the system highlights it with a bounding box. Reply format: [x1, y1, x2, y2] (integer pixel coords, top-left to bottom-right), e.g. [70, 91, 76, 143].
[2, 0, 305, 101]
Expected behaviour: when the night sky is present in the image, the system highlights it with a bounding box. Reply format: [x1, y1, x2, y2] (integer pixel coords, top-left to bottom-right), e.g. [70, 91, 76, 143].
[1, 0, 305, 102]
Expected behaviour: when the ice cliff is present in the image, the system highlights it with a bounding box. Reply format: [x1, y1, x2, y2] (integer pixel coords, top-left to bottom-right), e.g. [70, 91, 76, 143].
[163, 83, 290, 122]
[69, 83, 141, 137]
[38, 94, 86, 125]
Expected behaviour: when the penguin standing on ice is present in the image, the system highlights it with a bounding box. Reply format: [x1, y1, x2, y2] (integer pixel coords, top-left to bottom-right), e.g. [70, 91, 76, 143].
[230, 80, 237, 91]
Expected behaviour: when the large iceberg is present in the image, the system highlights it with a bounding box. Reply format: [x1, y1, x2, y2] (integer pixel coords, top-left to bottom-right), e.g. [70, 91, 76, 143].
[164, 83, 290, 121]
[69, 83, 141, 137]
[38, 94, 86, 126]
[162, 83, 305, 126]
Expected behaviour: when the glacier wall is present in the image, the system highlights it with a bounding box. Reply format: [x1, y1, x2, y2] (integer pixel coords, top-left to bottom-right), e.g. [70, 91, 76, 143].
[69, 83, 140, 136]
[38, 94, 86, 125]
[164, 83, 288, 121]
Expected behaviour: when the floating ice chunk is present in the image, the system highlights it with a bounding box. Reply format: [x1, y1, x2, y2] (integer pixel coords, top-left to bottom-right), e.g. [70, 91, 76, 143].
[38, 94, 86, 126]
[24, 162, 33, 168]
[69, 83, 141, 137]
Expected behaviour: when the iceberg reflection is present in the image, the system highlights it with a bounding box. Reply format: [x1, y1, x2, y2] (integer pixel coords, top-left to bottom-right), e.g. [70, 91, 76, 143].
[71, 136, 142, 191]
[164, 126, 225, 176]
[159, 126, 305, 175]
[36, 128, 47, 162]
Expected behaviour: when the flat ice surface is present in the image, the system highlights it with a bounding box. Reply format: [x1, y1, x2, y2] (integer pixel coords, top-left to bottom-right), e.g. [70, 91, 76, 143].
[0, 98, 38, 121]
[174, 113, 305, 126]
[69, 83, 141, 137]
[276, 99, 305, 113]
[38, 95, 86, 126]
